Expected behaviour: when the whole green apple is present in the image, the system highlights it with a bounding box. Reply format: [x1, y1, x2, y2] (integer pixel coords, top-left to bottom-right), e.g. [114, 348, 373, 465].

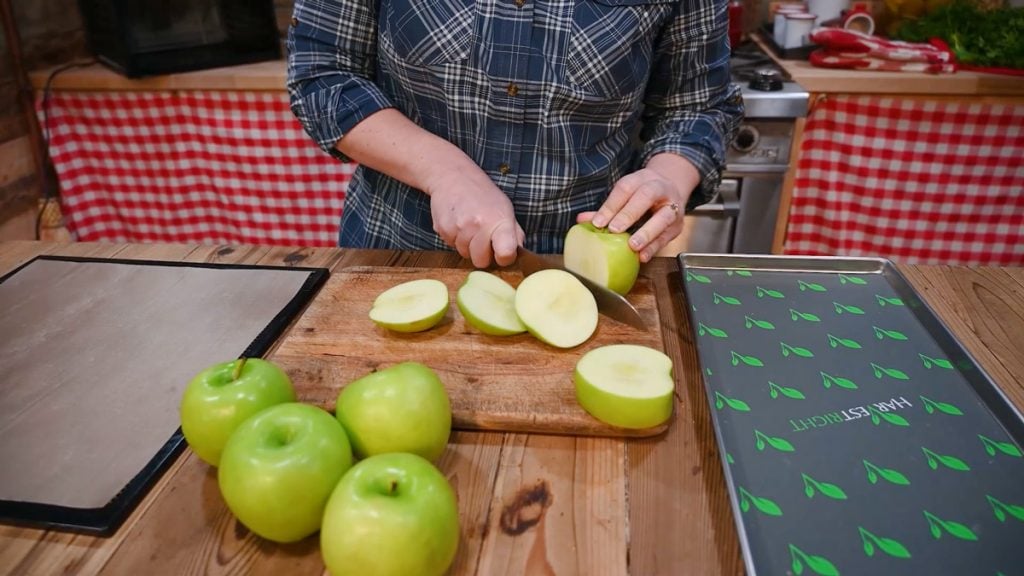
[320, 452, 460, 576]
[563, 221, 641, 295]
[335, 362, 452, 462]
[180, 357, 295, 466]
[218, 402, 353, 543]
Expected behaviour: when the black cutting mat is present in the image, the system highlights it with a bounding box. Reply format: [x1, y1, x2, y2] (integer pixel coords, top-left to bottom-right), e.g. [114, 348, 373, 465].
[680, 255, 1024, 576]
[0, 255, 328, 536]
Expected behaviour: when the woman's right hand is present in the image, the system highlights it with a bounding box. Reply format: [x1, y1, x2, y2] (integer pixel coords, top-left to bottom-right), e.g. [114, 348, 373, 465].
[426, 167, 524, 269]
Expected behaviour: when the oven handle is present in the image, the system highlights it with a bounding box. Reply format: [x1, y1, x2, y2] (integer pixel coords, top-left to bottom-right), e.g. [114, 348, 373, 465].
[689, 179, 740, 217]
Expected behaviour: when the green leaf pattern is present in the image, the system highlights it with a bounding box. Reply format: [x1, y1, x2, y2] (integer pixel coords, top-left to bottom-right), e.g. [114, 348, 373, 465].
[802, 473, 848, 500]
[715, 391, 750, 412]
[745, 315, 776, 330]
[859, 526, 912, 559]
[863, 460, 910, 486]
[789, 544, 840, 576]
[987, 495, 1024, 523]
[868, 405, 910, 427]
[769, 380, 806, 400]
[979, 435, 1023, 458]
[920, 396, 964, 416]
[924, 511, 978, 541]
[755, 429, 795, 452]
[922, 447, 971, 472]
[739, 486, 783, 516]
[821, 372, 859, 390]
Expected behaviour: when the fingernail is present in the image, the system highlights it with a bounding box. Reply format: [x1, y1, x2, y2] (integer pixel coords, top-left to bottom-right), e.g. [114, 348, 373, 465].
[640, 251, 650, 262]
[629, 234, 644, 249]
[592, 215, 606, 228]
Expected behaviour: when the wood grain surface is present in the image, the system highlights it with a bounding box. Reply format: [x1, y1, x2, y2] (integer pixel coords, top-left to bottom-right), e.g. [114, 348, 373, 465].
[0, 241, 1021, 576]
[270, 265, 668, 438]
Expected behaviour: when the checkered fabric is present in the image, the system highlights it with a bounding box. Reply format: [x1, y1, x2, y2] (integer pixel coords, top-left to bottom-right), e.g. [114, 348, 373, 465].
[41, 91, 353, 246]
[785, 96, 1024, 266]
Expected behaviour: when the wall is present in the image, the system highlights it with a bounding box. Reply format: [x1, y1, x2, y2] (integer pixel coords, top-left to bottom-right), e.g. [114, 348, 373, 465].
[0, 0, 87, 241]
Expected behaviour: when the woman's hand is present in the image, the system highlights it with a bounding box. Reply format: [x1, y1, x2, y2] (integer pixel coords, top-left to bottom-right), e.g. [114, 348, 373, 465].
[427, 168, 524, 269]
[577, 153, 700, 263]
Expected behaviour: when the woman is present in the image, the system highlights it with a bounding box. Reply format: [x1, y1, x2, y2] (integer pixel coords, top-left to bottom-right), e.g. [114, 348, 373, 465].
[287, 0, 743, 268]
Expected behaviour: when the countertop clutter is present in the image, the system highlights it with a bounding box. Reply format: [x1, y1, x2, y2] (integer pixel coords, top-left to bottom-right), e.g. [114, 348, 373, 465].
[30, 54, 1024, 97]
[0, 240, 1022, 575]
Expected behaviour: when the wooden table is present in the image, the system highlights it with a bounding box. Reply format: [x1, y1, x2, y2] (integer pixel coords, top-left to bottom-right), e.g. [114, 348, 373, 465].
[1, 241, 1022, 575]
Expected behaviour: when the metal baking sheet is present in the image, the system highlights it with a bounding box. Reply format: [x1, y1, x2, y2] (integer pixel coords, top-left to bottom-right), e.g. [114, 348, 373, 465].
[679, 254, 1024, 576]
[0, 256, 328, 535]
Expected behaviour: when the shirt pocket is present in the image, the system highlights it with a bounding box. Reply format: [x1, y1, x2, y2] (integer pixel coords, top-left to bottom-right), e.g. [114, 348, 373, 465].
[566, 0, 676, 99]
[381, 0, 475, 66]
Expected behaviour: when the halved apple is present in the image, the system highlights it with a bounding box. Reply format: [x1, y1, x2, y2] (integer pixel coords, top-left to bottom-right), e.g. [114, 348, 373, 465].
[456, 271, 527, 336]
[514, 269, 598, 348]
[564, 221, 640, 295]
[574, 344, 674, 429]
[369, 278, 449, 333]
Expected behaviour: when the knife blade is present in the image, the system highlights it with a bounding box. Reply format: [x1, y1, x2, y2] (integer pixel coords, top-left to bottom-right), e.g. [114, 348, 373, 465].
[517, 247, 647, 330]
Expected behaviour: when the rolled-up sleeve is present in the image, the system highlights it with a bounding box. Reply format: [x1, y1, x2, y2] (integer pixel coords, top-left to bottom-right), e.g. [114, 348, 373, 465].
[640, 0, 744, 209]
[286, 0, 394, 160]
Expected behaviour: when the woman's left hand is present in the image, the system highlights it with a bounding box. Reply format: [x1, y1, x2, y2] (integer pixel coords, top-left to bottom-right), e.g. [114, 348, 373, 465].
[577, 153, 700, 263]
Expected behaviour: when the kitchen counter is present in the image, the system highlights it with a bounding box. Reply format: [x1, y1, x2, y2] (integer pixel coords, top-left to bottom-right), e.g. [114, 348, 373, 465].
[751, 34, 1024, 97]
[30, 53, 1024, 97]
[1, 240, 1023, 575]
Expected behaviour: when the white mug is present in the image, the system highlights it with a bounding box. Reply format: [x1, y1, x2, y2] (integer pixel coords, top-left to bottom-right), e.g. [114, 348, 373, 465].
[773, 6, 806, 47]
[783, 12, 817, 49]
[808, 0, 849, 24]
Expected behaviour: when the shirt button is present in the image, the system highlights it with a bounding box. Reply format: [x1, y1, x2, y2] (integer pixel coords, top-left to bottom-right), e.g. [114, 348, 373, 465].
[515, 0, 525, 6]
[290, 16, 298, 26]
[506, 83, 519, 97]
[498, 163, 511, 175]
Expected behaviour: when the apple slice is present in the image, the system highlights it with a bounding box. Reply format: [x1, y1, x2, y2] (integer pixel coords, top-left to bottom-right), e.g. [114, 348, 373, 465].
[456, 271, 527, 336]
[514, 268, 598, 348]
[574, 344, 674, 429]
[369, 278, 449, 333]
[564, 221, 640, 295]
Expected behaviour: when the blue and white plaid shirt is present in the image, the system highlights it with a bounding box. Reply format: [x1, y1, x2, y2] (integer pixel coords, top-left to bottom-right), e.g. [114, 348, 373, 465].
[288, 0, 743, 253]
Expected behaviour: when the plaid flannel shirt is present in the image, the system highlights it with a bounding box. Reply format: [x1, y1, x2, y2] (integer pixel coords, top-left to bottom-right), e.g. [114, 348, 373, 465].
[288, 0, 743, 253]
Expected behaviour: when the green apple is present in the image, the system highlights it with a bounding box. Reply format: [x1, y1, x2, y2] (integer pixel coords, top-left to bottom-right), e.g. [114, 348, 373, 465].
[320, 452, 460, 576]
[456, 270, 527, 335]
[335, 362, 452, 462]
[574, 344, 674, 429]
[180, 357, 296, 466]
[564, 221, 640, 295]
[513, 268, 598, 348]
[218, 402, 353, 543]
[369, 278, 449, 333]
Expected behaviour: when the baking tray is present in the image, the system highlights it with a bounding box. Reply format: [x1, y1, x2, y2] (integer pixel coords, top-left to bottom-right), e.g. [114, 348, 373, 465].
[0, 256, 329, 535]
[679, 254, 1024, 576]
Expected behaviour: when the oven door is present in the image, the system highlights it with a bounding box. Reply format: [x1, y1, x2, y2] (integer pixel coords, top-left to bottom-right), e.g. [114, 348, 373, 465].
[663, 178, 740, 255]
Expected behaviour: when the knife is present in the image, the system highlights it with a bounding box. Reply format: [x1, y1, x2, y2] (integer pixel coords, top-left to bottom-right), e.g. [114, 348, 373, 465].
[517, 247, 647, 330]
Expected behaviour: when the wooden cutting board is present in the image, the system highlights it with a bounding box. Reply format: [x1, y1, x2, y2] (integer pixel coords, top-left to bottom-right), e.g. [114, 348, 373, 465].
[270, 266, 670, 437]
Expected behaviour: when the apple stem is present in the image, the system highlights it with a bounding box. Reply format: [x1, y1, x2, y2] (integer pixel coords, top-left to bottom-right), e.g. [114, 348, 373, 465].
[389, 479, 398, 495]
[232, 358, 247, 381]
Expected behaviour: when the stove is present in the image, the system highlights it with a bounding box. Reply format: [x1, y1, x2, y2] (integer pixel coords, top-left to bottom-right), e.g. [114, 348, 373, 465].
[730, 41, 810, 122]
[678, 42, 810, 255]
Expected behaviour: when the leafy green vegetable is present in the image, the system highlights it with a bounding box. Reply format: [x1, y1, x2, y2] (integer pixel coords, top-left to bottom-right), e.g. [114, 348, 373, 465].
[896, 0, 1024, 70]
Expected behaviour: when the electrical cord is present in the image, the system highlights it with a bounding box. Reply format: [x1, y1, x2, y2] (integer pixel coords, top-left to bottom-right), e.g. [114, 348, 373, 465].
[35, 58, 96, 240]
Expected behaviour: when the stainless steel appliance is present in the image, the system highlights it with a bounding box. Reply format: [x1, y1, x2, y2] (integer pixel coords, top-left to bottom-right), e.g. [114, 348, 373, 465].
[676, 43, 810, 255]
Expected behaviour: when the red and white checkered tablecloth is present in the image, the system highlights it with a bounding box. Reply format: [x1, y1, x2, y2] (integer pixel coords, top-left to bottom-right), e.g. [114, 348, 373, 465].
[784, 96, 1024, 266]
[41, 91, 354, 246]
